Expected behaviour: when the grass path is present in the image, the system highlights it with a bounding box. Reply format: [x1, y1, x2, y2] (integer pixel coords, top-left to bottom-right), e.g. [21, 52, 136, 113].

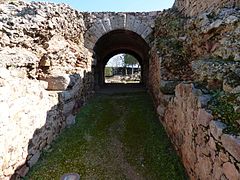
[27, 92, 187, 179]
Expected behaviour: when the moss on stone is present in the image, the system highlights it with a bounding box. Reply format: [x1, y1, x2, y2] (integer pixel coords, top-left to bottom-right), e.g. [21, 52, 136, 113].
[154, 10, 192, 78]
[208, 91, 240, 134]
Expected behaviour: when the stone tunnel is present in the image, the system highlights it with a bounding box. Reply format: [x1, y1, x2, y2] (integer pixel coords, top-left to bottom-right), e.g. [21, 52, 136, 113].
[93, 29, 150, 86]
[83, 12, 158, 87]
[0, 0, 240, 179]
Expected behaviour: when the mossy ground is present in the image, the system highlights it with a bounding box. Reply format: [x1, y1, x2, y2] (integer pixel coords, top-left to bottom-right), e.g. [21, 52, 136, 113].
[26, 92, 187, 179]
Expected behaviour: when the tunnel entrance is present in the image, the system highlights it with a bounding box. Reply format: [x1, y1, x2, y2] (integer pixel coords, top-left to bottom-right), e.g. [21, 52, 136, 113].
[93, 29, 150, 88]
[104, 53, 141, 84]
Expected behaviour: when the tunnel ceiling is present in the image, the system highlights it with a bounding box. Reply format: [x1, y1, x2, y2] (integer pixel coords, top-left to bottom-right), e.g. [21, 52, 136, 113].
[93, 29, 150, 66]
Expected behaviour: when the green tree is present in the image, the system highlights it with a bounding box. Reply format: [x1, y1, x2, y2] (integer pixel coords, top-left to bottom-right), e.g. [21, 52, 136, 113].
[123, 54, 139, 76]
[104, 67, 113, 77]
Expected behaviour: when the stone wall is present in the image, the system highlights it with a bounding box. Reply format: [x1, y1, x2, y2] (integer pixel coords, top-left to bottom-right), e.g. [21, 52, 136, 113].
[150, 5, 240, 180]
[174, 0, 240, 17]
[1, 0, 240, 179]
[161, 83, 240, 180]
[0, 1, 93, 179]
[154, 7, 240, 92]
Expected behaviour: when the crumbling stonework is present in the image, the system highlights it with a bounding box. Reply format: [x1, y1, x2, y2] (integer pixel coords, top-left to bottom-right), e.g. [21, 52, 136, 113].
[153, 7, 240, 92]
[0, 1, 93, 179]
[174, 0, 239, 17]
[163, 83, 240, 180]
[150, 5, 240, 180]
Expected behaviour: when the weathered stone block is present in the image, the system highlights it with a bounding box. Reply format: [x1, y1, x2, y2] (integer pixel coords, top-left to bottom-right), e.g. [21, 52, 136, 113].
[198, 95, 211, 108]
[102, 18, 112, 32]
[197, 109, 213, 127]
[133, 19, 141, 33]
[93, 20, 106, 37]
[136, 22, 148, 35]
[28, 151, 40, 168]
[0, 68, 10, 79]
[63, 100, 76, 116]
[110, 14, 126, 30]
[3, 166, 14, 176]
[160, 80, 181, 94]
[66, 114, 76, 126]
[219, 151, 229, 163]
[88, 26, 102, 39]
[221, 134, 240, 162]
[141, 27, 152, 39]
[40, 75, 71, 91]
[0, 47, 39, 68]
[223, 162, 240, 180]
[16, 164, 29, 177]
[125, 15, 135, 31]
[209, 120, 227, 140]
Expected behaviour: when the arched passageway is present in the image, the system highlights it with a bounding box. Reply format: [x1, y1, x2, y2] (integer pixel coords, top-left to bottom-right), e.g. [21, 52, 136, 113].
[93, 29, 150, 88]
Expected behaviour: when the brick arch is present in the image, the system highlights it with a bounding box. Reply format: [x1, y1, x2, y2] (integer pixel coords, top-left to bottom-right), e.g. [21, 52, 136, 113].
[84, 14, 153, 51]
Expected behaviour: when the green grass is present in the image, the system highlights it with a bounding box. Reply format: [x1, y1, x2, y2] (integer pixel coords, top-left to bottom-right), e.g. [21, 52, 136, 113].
[26, 92, 187, 179]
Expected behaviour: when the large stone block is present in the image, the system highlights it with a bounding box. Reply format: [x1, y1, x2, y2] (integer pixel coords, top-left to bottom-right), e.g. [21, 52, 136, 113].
[40, 75, 71, 91]
[66, 114, 76, 126]
[221, 134, 240, 162]
[223, 162, 240, 180]
[125, 15, 135, 31]
[110, 14, 126, 30]
[28, 151, 40, 168]
[63, 100, 76, 116]
[16, 164, 29, 177]
[160, 80, 181, 94]
[197, 109, 213, 127]
[93, 20, 106, 37]
[141, 27, 153, 39]
[209, 120, 227, 140]
[0, 68, 10, 79]
[0, 47, 39, 68]
[102, 17, 112, 32]
[88, 25, 102, 39]
[136, 22, 148, 35]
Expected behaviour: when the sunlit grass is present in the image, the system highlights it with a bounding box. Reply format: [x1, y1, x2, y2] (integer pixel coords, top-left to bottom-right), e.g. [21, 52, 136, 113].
[26, 92, 187, 179]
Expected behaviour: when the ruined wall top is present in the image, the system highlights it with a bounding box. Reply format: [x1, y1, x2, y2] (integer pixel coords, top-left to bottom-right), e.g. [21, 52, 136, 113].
[174, 0, 240, 17]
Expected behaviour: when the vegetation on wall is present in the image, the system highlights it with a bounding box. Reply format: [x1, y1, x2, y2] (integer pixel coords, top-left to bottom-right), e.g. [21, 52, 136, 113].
[208, 91, 240, 134]
[154, 10, 192, 79]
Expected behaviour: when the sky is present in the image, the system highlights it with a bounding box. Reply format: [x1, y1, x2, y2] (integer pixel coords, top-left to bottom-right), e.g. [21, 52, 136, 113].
[106, 54, 140, 68]
[106, 54, 124, 67]
[29, 0, 175, 12]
